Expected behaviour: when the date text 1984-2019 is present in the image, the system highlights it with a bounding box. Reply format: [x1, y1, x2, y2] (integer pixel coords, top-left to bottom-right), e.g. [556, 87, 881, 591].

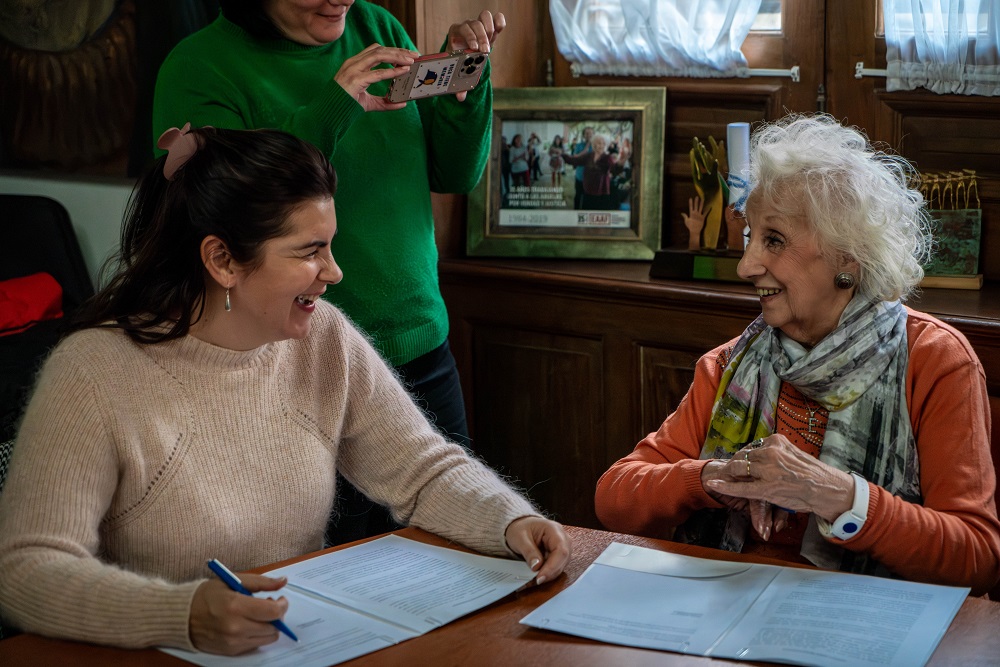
[499, 209, 630, 229]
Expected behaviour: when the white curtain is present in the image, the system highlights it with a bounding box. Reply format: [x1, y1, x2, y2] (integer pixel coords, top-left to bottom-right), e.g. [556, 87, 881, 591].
[884, 0, 1000, 96]
[549, 0, 763, 78]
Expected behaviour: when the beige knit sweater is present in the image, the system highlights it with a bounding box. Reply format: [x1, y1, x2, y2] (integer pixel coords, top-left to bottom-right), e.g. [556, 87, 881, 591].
[0, 301, 536, 650]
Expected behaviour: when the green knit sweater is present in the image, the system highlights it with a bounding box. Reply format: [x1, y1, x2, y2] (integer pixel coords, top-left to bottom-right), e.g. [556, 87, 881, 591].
[152, 2, 492, 364]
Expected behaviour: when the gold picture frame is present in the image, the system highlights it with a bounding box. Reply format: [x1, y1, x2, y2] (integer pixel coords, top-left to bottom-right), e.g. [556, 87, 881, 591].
[467, 87, 665, 259]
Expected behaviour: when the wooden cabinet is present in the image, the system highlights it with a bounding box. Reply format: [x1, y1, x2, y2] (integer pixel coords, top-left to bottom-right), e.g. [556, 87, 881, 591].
[441, 258, 1000, 528]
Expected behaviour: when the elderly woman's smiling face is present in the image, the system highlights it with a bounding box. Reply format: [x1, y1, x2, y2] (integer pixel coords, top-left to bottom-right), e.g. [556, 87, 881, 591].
[737, 194, 857, 347]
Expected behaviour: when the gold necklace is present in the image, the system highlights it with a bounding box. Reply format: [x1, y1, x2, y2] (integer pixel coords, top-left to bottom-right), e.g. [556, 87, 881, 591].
[778, 398, 825, 447]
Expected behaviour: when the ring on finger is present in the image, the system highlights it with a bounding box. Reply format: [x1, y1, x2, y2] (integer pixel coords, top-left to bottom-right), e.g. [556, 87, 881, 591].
[746, 458, 752, 478]
[749, 438, 764, 450]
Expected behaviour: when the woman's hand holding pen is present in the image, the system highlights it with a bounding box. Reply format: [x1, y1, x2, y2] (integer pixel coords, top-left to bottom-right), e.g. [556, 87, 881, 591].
[335, 44, 416, 112]
[189, 573, 290, 655]
[504, 516, 571, 585]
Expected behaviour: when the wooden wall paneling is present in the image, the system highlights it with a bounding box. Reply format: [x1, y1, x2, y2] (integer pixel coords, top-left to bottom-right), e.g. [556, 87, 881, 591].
[762, 0, 827, 114]
[414, 0, 549, 87]
[825, 0, 879, 129]
[471, 327, 605, 527]
[431, 192, 465, 260]
[371, 0, 416, 37]
[638, 346, 699, 448]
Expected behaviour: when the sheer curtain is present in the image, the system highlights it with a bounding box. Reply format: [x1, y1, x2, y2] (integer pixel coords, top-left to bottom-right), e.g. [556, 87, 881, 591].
[549, 0, 762, 78]
[884, 0, 1000, 96]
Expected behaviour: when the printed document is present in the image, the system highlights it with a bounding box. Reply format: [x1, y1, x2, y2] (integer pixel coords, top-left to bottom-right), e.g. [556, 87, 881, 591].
[162, 535, 534, 667]
[520, 542, 968, 667]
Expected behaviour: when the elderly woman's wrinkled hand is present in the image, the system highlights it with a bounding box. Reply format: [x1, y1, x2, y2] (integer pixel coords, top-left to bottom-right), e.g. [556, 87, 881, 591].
[701, 458, 749, 510]
[701, 457, 777, 539]
[705, 436, 856, 530]
[335, 43, 417, 112]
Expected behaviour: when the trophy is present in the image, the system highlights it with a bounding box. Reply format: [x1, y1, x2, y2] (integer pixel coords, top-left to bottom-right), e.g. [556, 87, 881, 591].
[649, 122, 750, 281]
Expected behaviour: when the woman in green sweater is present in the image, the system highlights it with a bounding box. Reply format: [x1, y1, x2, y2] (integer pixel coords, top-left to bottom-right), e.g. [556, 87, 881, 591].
[153, 1, 504, 542]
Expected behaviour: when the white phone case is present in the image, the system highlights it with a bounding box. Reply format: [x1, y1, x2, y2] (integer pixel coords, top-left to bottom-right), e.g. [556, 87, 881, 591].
[387, 50, 489, 103]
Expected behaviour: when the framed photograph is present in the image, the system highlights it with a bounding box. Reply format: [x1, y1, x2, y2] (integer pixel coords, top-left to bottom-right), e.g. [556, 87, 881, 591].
[467, 87, 665, 259]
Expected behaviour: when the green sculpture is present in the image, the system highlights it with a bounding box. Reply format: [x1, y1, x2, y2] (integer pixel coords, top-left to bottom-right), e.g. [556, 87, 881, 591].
[685, 136, 730, 251]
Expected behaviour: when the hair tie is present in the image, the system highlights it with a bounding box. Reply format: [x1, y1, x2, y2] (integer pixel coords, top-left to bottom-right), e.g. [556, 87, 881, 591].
[156, 122, 204, 181]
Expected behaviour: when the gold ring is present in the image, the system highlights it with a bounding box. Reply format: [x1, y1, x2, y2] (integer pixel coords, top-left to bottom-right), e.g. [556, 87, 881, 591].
[746, 458, 752, 478]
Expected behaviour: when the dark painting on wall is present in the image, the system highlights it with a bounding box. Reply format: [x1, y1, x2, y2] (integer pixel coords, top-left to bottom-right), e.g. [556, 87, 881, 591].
[0, 0, 218, 177]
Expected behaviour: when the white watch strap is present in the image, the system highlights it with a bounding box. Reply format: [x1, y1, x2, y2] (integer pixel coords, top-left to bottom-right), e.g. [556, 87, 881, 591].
[817, 472, 870, 541]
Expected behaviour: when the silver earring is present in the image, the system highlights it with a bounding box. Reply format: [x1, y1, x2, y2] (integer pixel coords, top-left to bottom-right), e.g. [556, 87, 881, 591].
[834, 272, 856, 290]
[225, 287, 231, 312]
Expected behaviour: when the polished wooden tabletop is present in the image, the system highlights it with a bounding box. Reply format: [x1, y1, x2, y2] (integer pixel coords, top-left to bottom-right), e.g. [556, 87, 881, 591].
[2, 525, 999, 666]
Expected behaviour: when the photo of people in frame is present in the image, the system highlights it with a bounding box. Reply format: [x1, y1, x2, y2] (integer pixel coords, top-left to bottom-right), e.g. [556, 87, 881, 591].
[498, 119, 635, 230]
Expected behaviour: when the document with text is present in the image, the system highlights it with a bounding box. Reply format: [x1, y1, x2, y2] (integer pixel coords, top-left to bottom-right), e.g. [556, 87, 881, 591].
[520, 542, 968, 667]
[162, 535, 535, 667]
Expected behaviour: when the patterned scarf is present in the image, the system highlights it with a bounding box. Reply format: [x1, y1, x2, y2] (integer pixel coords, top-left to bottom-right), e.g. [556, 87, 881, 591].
[676, 296, 921, 575]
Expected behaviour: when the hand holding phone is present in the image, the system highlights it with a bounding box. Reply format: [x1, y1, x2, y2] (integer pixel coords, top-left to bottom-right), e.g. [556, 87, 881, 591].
[387, 49, 489, 103]
[447, 10, 505, 53]
[334, 43, 418, 112]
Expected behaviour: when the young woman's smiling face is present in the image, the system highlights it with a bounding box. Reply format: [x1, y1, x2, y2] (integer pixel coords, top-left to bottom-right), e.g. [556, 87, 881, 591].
[229, 196, 342, 348]
[737, 195, 856, 347]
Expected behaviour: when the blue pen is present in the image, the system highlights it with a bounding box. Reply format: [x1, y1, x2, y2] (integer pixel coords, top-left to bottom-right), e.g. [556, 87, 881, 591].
[207, 558, 298, 642]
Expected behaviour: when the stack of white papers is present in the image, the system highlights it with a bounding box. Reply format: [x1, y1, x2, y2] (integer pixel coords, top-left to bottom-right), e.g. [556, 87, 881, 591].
[520, 542, 968, 667]
[163, 535, 535, 666]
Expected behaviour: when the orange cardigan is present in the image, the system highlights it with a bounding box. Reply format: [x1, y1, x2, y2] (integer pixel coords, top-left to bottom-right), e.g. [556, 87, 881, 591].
[595, 308, 1000, 595]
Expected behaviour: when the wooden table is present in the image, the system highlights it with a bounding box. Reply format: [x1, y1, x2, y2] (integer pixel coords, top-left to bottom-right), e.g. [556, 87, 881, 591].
[2, 525, 999, 666]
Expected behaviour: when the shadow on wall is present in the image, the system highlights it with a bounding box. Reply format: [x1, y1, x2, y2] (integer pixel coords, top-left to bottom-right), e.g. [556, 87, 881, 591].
[0, 173, 134, 286]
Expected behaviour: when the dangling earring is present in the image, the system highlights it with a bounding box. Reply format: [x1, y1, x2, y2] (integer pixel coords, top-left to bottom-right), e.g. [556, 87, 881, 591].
[834, 272, 856, 290]
[224, 287, 232, 312]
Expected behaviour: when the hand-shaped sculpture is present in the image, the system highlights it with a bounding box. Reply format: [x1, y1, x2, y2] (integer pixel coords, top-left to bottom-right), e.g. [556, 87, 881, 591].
[681, 197, 706, 251]
[689, 137, 730, 250]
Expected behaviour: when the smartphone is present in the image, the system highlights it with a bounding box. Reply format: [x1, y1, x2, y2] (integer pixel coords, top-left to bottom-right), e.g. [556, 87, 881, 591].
[387, 49, 489, 103]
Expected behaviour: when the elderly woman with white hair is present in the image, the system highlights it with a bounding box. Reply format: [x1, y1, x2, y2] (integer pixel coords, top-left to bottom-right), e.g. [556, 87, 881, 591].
[596, 114, 1000, 595]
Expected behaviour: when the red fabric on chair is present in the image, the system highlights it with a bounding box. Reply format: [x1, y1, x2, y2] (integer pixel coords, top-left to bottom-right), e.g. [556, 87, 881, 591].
[0, 273, 63, 337]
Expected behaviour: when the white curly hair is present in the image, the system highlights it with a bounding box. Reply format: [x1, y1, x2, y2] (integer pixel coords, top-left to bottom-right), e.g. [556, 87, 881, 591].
[742, 114, 933, 302]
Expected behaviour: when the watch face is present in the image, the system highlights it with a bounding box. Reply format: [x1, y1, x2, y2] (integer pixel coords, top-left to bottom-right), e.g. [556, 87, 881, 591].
[840, 521, 860, 535]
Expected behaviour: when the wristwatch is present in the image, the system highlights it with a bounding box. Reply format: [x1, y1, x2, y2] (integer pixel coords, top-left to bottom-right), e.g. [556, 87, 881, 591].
[817, 472, 869, 541]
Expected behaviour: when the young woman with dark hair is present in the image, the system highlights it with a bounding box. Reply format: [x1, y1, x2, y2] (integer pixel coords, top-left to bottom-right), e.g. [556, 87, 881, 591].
[0, 125, 570, 656]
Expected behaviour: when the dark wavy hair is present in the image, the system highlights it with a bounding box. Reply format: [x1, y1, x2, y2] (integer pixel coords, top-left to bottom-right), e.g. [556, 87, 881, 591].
[73, 127, 338, 344]
[218, 0, 283, 39]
